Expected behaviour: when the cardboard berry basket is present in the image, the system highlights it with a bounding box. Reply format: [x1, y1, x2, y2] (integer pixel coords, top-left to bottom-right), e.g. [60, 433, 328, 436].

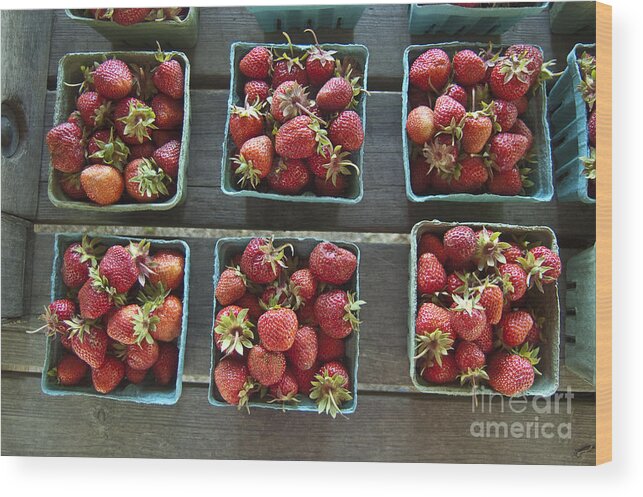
[48, 51, 191, 212]
[246, 5, 366, 31]
[208, 237, 361, 414]
[402, 42, 554, 203]
[563, 244, 596, 385]
[408, 2, 549, 36]
[220, 41, 369, 204]
[41, 233, 191, 404]
[549, 1, 596, 35]
[64, 8, 199, 49]
[407, 220, 561, 397]
[548, 43, 596, 204]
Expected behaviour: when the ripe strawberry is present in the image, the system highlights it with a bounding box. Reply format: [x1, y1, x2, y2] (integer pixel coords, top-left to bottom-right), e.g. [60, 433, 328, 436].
[433, 95, 466, 129]
[107, 304, 156, 345]
[304, 30, 336, 86]
[499, 263, 528, 301]
[151, 93, 183, 129]
[78, 270, 120, 319]
[46, 122, 85, 173]
[290, 268, 318, 302]
[87, 129, 129, 169]
[66, 110, 84, 127]
[446, 272, 469, 296]
[503, 242, 525, 264]
[450, 156, 488, 193]
[522, 246, 562, 286]
[316, 77, 353, 112]
[123, 339, 160, 370]
[307, 144, 358, 186]
[488, 349, 537, 396]
[415, 302, 454, 366]
[315, 290, 364, 339]
[240, 237, 291, 284]
[499, 310, 534, 347]
[588, 109, 596, 146]
[59, 172, 87, 200]
[149, 250, 184, 291]
[239, 46, 272, 79]
[214, 356, 255, 407]
[91, 355, 125, 394]
[152, 53, 184, 99]
[80, 164, 124, 206]
[292, 362, 319, 395]
[99, 245, 139, 293]
[310, 361, 352, 418]
[244, 80, 270, 104]
[329, 110, 364, 152]
[260, 283, 289, 309]
[216, 267, 247, 306]
[443, 226, 476, 264]
[51, 354, 88, 386]
[417, 252, 447, 294]
[272, 58, 308, 89]
[309, 242, 357, 285]
[114, 97, 156, 145]
[257, 308, 298, 352]
[504, 44, 544, 86]
[214, 305, 254, 357]
[145, 291, 182, 343]
[248, 344, 286, 386]
[316, 331, 345, 362]
[275, 115, 324, 159]
[230, 100, 264, 148]
[152, 342, 178, 386]
[418, 233, 447, 265]
[455, 341, 485, 372]
[125, 365, 148, 384]
[62, 236, 103, 288]
[152, 139, 180, 179]
[509, 118, 533, 150]
[473, 322, 494, 353]
[35, 298, 76, 337]
[453, 49, 486, 86]
[124, 158, 170, 203]
[487, 166, 523, 196]
[511, 95, 529, 115]
[409, 87, 430, 108]
[490, 99, 518, 132]
[525, 320, 542, 346]
[93, 58, 133, 100]
[129, 141, 155, 160]
[233, 292, 263, 322]
[77, 91, 111, 128]
[268, 368, 299, 402]
[461, 112, 492, 154]
[450, 294, 487, 341]
[314, 175, 347, 196]
[444, 83, 467, 107]
[266, 158, 311, 195]
[286, 325, 318, 371]
[409, 48, 451, 93]
[489, 54, 532, 101]
[489, 132, 528, 172]
[68, 320, 108, 369]
[479, 283, 503, 325]
[406, 105, 436, 145]
[270, 80, 312, 123]
[232, 135, 274, 188]
[421, 351, 458, 384]
[296, 299, 318, 327]
[112, 8, 151, 25]
[152, 129, 181, 147]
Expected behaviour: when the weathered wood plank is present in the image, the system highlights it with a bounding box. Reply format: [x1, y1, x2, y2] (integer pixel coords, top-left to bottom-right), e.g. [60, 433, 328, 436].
[0, 214, 33, 317]
[1, 373, 596, 464]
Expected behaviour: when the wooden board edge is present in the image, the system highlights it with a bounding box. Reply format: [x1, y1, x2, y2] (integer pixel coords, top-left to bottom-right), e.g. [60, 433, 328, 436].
[595, 1, 612, 466]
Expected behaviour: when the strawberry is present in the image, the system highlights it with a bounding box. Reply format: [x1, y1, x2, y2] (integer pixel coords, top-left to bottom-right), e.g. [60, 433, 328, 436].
[67, 110, 84, 127]
[214, 356, 255, 407]
[488, 132, 528, 172]
[304, 29, 336, 86]
[487, 166, 523, 196]
[290, 269, 318, 302]
[244, 80, 270, 104]
[433, 95, 466, 129]
[417, 252, 446, 294]
[271, 36, 308, 88]
[472, 227, 511, 270]
[488, 347, 539, 396]
[138, 284, 182, 343]
[34, 299, 76, 337]
[316, 77, 353, 112]
[215, 267, 247, 306]
[498, 263, 528, 301]
[504, 44, 544, 86]
[93, 58, 133, 100]
[261, 283, 289, 309]
[296, 300, 318, 327]
[409, 87, 430, 108]
[499, 310, 533, 347]
[99, 244, 139, 293]
[276, 115, 329, 159]
[314, 175, 347, 196]
[124, 158, 170, 203]
[152, 129, 181, 147]
[152, 139, 180, 179]
[67, 318, 108, 369]
[310, 361, 352, 418]
[446, 272, 470, 296]
[50, 354, 88, 386]
[248, 344, 286, 387]
[112, 8, 151, 25]
[415, 302, 454, 366]
[78, 268, 123, 319]
[418, 233, 447, 265]
[450, 156, 488, 193]
[525, 320, 542, 346]
[511, 95, 529, 115]
[490, 100, 518, 132]
[489, 53, 532, 101]
[152, 342, 178, 386]
[479, 283, 503, 325]
[232, 135, 274, 188]
[107, 303, 157, 345]
[151, 93, 183, 129]
[503, 242, 525, 264]
[234, 292, 263, 322]
[239, 46, 272, 79]
[406, 105, 436, 145]
[125, 365, 148, 384]
[152, 51, 184, 99]
[286, 325, 318, 371]
[230, 99, 264, 147]
[443, 226, 476, 264]
[314, 290, 364, 339]
[509, 118, 533, 150]
[461, 112, 492, 154]
[309, 242, 357, 285]
[114, 97, 156, 145]
[307, 145, 358, 185]
[240, 237, 292, 284]
[257, 308, 298, 352]
[77, 91, 111, 128]
[444, 84, 467, 107]
[316, 331, 345, 362]
[520, 246, 562, 288]
[80, 164, 124, 205]
[453, 49, 486, 86]
[268, 368, 299, 403]
[473, 322, 494, 353]
[455, 341, 485, 372]
[266, 158, 311, 195]
[129, 141, 156, 160]
[409, 48, 451, 93]
[214, 306, 254, 357]
[123, 339, 160, 370]
[87, 128, 129, 169]
[62, 236, 103, 288]
[148, 250, 184, 291]
[450, 293, 487, 341]
[46, 122, 85, 173]
[588, 109, 596, 146]
[91, 355, 125, 394]
[59, 172, 87, 200]
[292, 362, 319, 395]
[329, 110, 364, 152]
[421, 351, 458, 384]
[271, 81, 312, 123]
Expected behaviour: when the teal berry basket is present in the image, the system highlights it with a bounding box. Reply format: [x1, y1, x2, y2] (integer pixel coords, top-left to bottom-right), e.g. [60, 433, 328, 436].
[220, 41, 368, 204]
[48, 51, 191, 211]
[549, 1, 596, 35]
[208, 237, 361, 414]
[246, 5, 366, 31]
[402, 43, 554, 203]
[41, 233, 191, 405]
[408, 220, 561, 397]
[548, 43, 595, 204]
[408, 2, 549, 36]
[64, 8, 199, 49]
[563, 245, 595, 385]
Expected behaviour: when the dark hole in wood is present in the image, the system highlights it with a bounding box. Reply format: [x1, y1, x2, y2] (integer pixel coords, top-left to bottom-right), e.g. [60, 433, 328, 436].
[336, 17, 343, 29]
[276, 19, 282, 31]
[566, 307, 577, 317]
[567, 280, 577, 290]
[565, 336, 576, 344]
[1, 101, 21, 158]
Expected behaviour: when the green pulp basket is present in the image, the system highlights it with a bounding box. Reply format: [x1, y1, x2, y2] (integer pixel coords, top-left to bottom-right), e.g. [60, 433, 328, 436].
[48, 51, 191, 212]
[549, 1, 596, 35]
[408, 220, 561, 397]
[247, 5, 366, 31]
[564, 245, 596, 385]
[408, 2, 549, 35]
[548, 43, 595, 204]
[221, 41, 368, 204]
[42, 233, 191, 404]
[402, 43, 554, 203]
[208, 236, 361, 414]
[64, 8, 199, 49]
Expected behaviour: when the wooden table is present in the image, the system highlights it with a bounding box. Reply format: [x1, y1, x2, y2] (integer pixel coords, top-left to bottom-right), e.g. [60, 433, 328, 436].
[1, 6, 597, 464]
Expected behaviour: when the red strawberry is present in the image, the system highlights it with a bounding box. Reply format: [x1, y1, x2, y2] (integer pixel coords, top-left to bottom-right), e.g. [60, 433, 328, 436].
[450, 156, 488, 193]
[266, 158, 310, 195]
[461, 112, 492, 154]
[499, 263, 528, 301]
[99, 244, 141, 293]
[124, 339, 160, 370]
[152, 129, 181, 147]
[290, 269, 318, 302]
[418, 233, 447, 265]
[444, 83, 467, 107]
[446, 272, 469, 295]
[152, 342, 178, 386]
[314, 175, 347, 196]
[149, 293, 183, 343]
[129, 141, 156, 160]
[489, 132, 528, 172]
[291, 362, 319, 395]
[46, 122, 85, 173]
[244, 80, 270, 104]
[487, 166, 524, 196]
[68, 320, 108, 369]
[78, 271, 119, 320]
[51, 354, 88, 386]
[504, 44, 544, 86]
[522, 246, 562, 285]
[261, 284, 289, 309]
[107, 304, 155, 345]
[152, 139, 180, 179]
[80, 164, 124, 206]
[309, 242, 357, 285]
[270, 80, 312, 123]
[304, 30, 336, 86]
[59, 172, 87, 200]
[450, 294, 487, 341]
[232, 135, 274, 188]
[491, 100, 518, 132]
[152, 53, 184, 99]
[316, 77, 353, 112]
[417, 252, 446, 294]
[479, 283, 503, 325]
[315, 290, 364, 339]
[507, 120, 532, 153]
[329, 110, 364, 152]
[257, 308, 298, 352]
[488, 349, 537, 396]
[233, 292, 263, 322]
[316, 331, 345, 362]
[409, 48, 451, 93]
[415, 302, 455, 366]
[409, 87, 430, 108]
[91, 355, 125, 394]
[443, 226, 476, 264]
[239, 46, 272, 79]
[35, 298, 76, 337]
[230, 100, 264, 148]
[151, 93, 183, 129]
[525, 320, 542, 346]
[214, 305, 254, 357]
[214, 356, 254, 407]
[77, 91, 111, 128]
[216, 267, 247, 306]
[307, 144, 358, 184]
[269, 368, 299, 402]
[114, 97, 156, 145]
[87, 129, 129, 169]
[511, 95, 529, 115]
[125, 365, 148, 384]
[503, 242, 525, 264]
[310, 361, 352, 417]
[240, 237, 291, 284]
[296, 299, 318, 326]
[406, 105, 436, 145]
[124, 158, 171, 203]
[275, 115, 323, 159]
[286, 325, 318, 371]
[111, 8, 151, 25]
[272, 58, 308, 89]
[489, 54, 532, 101]
[588, 109, 596, 146]
[499, 310, 533, 348]
[433, 95, 466, 129]
[453, 49, 486, 86]
[455, 341, 485, 372]
[93, 58, 133, 100]
[148, 250, 185, 292]
[421, 351, 458, 384]
[67, 110, 84, 127]
[473, 322, 494, 353]
[62, 236, 102, 288]
[248, 344, 286, 386]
